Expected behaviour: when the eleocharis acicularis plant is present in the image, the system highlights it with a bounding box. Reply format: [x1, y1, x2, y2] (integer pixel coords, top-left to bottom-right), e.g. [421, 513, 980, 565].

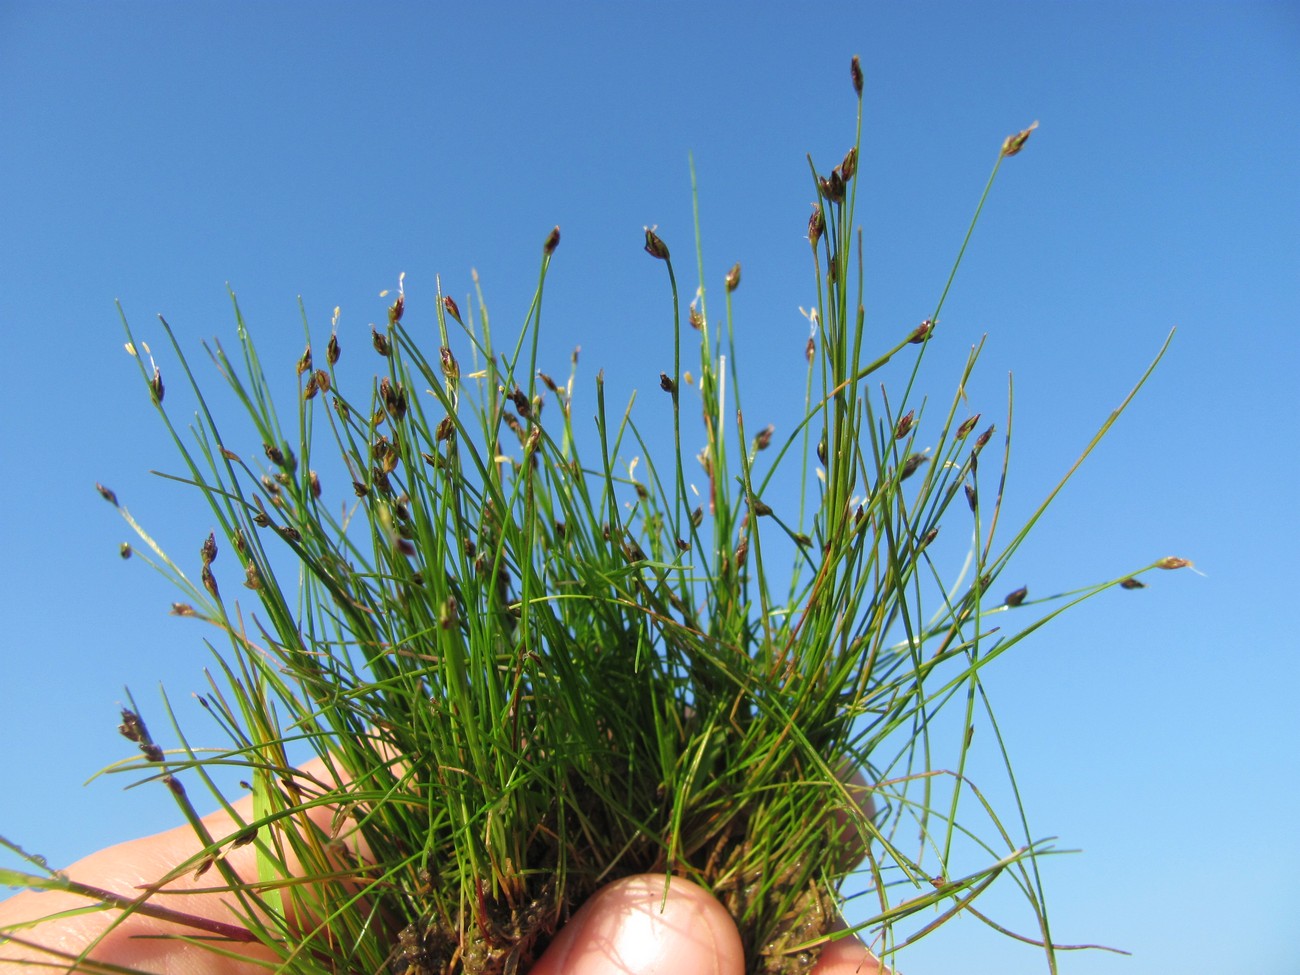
[2, 57, 1186, 975]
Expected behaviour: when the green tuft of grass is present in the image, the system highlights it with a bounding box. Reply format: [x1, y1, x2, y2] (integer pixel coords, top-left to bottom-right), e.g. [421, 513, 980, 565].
[8, 58, 1185, 975]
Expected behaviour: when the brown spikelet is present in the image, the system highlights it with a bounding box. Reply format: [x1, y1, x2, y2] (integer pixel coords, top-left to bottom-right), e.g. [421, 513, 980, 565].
[955, 415, 981, 439]
[1004, 586, 1028, 608]
[296, 345, 312, 376]
[850, 55, 863, 97]
[643, 227, 670, 260]
[900, 454, 928, 480]
[894, 410, 915, 440]
[1001, 121, 1039, 158]
[371, 326, 390, 357]
[543, 226, 561, 255]
[807, 204, 825, 249]
[443, 295, 463, 324]
[840, 146, 858, 182]
[327, 332, 340, 365]
[725, 262, 741, 293]
[96, 482, 120, 506]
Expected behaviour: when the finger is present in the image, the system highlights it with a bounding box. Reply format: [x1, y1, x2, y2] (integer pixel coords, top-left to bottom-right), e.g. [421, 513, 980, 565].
[530, 873, 744, 975]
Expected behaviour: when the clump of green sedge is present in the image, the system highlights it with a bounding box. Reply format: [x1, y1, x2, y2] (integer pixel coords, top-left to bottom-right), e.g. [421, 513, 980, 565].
[3, 57, 1185, 974]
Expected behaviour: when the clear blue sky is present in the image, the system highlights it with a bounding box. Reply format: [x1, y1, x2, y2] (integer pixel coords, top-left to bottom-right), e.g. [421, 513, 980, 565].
[1, 3, 1296, 973]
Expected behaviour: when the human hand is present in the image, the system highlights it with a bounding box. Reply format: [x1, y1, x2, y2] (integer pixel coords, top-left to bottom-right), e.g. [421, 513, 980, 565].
[0, 773, 881, 975]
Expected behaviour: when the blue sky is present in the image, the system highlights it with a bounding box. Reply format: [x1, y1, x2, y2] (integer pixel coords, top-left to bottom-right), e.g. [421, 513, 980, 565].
[1, 3, 1297, 973]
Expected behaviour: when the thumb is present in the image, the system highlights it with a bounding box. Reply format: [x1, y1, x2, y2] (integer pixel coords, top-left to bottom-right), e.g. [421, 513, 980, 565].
[530, 874, 744, 975]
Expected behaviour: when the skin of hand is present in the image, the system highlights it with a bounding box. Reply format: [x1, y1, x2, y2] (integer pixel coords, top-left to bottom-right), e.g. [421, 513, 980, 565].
[0, 768, 882, 975]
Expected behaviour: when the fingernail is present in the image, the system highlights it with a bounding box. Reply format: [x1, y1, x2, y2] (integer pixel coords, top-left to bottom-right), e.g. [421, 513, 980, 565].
[538, 874, 743, 975]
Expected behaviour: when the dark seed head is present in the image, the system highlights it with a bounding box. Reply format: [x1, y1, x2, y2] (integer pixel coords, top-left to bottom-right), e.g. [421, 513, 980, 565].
[964, 483, 978, 512]
[1004, 586, 1028, 607]
[819, 170, 845, 205]
[643, 227, 670, 261]
[96, 482, 119, 506]
[371, 326, 390, 357]
[327, 332, 340, 365]
[119, 542, 132, 559]
[956, 414, 981, 439]
[1119, 577, 1146, 590]
[754, 424, 774, 451]
[200, 532, 217, 566]
[296, 344, 312, 376]
[659, 372, 676, 394]
[808, 204, 825, 249]
[149, 365, 165, 405]
[725, 262, 741, 293]
[850, 55, 863, 97]
[1156, 556, 1193, 570]
[909, 319, 934, 344]
[894, 410, 915, 440]
[440, 347, 460, 382]
[805, 336, 815, 362]
[388, 293, 405, 326]
[436, 415, 456, 442]
[201, 564, 220, 600]
[443, 295, 463, 324]
[840, 145, 858, 183]
[309, 470, 321, 499]
[900, 453, 928, 480]
[975, 425, 995, 450]
[118, 708, 145, 743]
[543, 226, 561, 255]
[244, 560, 261, 590]
[509, 386, 531, 418]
